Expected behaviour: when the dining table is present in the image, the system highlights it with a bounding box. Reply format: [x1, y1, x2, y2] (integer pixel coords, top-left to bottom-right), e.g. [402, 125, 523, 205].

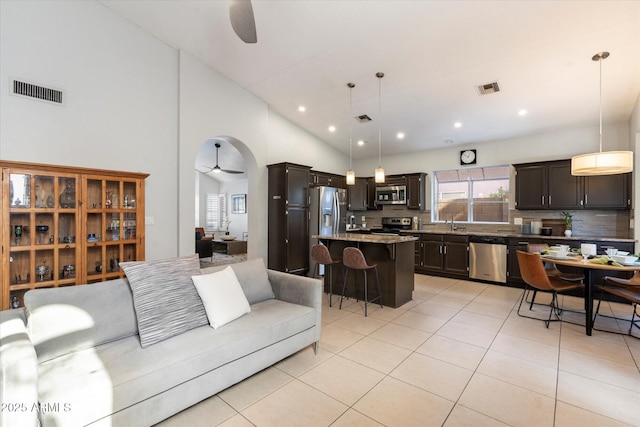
[541, 254, 640, 335]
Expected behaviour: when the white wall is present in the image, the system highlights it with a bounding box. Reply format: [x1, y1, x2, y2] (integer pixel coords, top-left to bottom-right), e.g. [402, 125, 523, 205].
[0, 0, 179, 260]
[220, 180, 249, 239]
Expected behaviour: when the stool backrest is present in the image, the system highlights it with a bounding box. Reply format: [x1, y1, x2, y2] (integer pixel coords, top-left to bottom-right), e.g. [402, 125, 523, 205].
[311, 244, 334, 265]
[343, 247, 370, 269]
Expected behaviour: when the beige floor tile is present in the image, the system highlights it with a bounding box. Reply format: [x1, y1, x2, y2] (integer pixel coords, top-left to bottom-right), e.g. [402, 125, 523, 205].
[444, 405, 510, 427]
[416, 334, 487, 370]
[557, 370, 640, 425]
[366, 305, 406, 322]
[623, 335, 640, 367]
[353, 377, 454, 427]
[450, 310, 506, 333]
[330, 409, 384, 427]
[215, 413, 255, 427]
[459, 374, 555, 427]
[275, 344, 334, 377]
[410, 300, 461, 319]
[440, 281, 488, 301]
[219, 367, 293, 411]
[339, 336, 411, 374]
[554, 401, 633, 427]
[560, 323, 637, 367]
[489, 333, 559, 368]
[298, 355, 384, 405]
[463, 300, 514, 319]
[368, 322, 431, 350]
[390, 352, 473, 401]
[241, 380, 347, 427]
[559, 348, 640, 392]
[476, 350, 558, 397]
[321, 304, 351, 324]
[319, 323, 365, 354]
[156, 395, 236, 427]
[428, 294, 472, 309]
[436, 320, 498, 348]
[498, 312, 562, 348]
[391, 309, 449, 332]
[331, 312, 387, 335]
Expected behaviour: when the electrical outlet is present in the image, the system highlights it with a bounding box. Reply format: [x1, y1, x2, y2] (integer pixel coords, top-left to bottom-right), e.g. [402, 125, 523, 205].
[514, 217, 523, 225]
[145, 216, 154, 225]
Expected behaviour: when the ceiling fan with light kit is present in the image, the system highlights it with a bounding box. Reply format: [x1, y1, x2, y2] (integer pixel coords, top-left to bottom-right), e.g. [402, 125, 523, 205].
[201, 142, 244, 175]
[229, 0, 257, 43]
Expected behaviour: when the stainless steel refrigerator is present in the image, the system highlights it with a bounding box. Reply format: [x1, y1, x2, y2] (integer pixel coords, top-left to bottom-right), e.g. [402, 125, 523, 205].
[309, 186, 347, 276]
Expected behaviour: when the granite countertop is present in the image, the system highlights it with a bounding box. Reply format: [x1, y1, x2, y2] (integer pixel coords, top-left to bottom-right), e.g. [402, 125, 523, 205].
[399, 229, 635, 243]
[313, 234, 418, 244]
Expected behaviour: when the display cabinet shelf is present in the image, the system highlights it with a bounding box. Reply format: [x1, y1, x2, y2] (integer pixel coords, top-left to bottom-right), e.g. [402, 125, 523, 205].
[1, 161, 148, 310]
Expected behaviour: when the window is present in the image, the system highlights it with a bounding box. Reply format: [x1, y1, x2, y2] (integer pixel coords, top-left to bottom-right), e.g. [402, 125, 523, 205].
[206, 193, 227, 231]
[432, 165, 509, 224]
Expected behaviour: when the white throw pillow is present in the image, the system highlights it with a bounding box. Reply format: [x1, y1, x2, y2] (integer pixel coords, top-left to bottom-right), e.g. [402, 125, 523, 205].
[192, 266, 251, 329]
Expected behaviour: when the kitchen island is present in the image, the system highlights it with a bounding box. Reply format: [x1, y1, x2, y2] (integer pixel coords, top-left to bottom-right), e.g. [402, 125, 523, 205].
[312, 234, 418, 308]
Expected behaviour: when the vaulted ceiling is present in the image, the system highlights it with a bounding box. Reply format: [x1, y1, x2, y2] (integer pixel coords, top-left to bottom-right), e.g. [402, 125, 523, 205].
[103, 1, 640, 163]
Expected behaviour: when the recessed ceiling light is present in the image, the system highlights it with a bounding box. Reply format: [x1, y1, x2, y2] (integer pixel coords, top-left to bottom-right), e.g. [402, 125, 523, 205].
[444, 139, 454, 144]
[396, 132, 405, 139]
[328, 125, 336, 132]
[357, 140, 366, 146]
[298, 105, 306, 112]
[454, 122, 462, 128]
[518, 109, 528, 116]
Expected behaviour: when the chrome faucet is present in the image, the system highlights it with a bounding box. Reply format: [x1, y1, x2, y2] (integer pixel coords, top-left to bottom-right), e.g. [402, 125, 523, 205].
[447, 216, 457, 231]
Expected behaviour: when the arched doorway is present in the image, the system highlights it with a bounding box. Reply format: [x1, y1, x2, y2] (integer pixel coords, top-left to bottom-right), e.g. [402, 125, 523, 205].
[194, 137, 257, 260]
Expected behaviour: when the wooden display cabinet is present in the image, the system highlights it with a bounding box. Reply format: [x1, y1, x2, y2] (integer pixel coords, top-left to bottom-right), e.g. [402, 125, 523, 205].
[1, 161, 148, 309]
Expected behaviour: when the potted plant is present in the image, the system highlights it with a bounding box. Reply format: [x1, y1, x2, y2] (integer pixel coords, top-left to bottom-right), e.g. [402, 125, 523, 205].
[562, 211, 573, 237]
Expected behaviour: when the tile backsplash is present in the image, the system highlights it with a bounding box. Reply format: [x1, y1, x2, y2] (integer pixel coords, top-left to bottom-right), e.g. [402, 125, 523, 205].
[350, 206, 633, 239]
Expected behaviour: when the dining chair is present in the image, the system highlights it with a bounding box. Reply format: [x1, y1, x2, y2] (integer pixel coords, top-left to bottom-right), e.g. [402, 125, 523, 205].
[311, 243, 341, 307]
[594, 272, 640, 336]
[516, 250, 584, 327]
[525, 243, 584, 309]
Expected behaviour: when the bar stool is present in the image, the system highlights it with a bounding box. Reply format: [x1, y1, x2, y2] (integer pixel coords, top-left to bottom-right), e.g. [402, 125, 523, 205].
[340, 247, 382, 317]
[311, 243, 341, 307]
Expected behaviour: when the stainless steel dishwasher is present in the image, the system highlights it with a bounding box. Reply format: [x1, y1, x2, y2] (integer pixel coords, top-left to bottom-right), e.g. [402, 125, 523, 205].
[469, 236, 507, 283]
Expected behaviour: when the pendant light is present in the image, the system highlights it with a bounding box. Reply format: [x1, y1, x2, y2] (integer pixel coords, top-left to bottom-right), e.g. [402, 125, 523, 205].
[571, 52, 633, 176]
[374, 72, 385, 183]
[346, 82, 356, 185]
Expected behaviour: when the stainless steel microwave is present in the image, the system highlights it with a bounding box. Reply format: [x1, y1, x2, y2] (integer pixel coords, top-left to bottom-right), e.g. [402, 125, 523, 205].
[375, 185, 407, 205]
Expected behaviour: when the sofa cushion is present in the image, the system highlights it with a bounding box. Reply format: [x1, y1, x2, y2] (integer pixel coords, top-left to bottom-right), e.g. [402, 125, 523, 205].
[24, 279, 138, 364]
[37, 299, 316, 427]
[200, 258, 275, 305]
[192, 266, 251, 329]
[120, 255, 208, 347]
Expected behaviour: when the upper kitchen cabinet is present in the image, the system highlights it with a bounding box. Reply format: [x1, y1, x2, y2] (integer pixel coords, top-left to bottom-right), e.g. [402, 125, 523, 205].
[309, 171, 346, 189]
[366, 177, 383, 210]
[514, 159, 630, 210]
[406, 173, 426, 210]
[347, 177, 368, 211]
[268, 163, 311, 275]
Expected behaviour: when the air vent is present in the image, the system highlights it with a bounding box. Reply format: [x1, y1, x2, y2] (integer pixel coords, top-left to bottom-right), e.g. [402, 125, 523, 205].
[11, 78, 64, 105]
[355, 114, 372, 122]
[476, 81, 500, 96]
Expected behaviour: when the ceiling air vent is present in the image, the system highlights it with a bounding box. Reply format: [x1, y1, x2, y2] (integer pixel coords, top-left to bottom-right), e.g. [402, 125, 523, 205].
[476, 81, 500, 96]
[355, 114, 372, 123]
[11, 78, 64, 105]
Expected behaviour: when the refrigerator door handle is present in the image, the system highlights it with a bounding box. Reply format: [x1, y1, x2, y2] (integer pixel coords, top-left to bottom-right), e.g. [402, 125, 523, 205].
[333, 192, 339, 234]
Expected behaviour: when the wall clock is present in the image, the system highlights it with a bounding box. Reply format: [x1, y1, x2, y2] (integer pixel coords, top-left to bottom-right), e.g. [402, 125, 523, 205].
[460, 149, 477, 165]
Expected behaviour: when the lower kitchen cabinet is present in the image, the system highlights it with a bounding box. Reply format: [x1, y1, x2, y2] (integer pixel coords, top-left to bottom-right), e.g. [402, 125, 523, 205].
[406, 233, 469, 278]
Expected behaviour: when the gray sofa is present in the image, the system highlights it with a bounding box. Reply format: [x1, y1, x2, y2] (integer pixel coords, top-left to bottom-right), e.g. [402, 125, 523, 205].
[0, 258, 322, 427]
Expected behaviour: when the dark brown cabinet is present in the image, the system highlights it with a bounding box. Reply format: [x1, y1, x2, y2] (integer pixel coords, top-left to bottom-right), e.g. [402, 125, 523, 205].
[268, 162, 310, 275]
[310, 171, 346, 189]
[347, 178, 368, 211]
[366, 177, 382, 210]
[407, 233, 468, 278]
[406, 173, 426, 210]
[514, 159, 631, 210]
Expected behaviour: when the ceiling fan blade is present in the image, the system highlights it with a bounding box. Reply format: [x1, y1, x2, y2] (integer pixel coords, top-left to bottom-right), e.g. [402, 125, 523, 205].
[221, 169, 244, 174]
[229, 0, 257, 43]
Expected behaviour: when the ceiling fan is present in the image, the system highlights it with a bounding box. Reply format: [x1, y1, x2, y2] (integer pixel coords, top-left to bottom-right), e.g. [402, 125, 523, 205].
[229, 0, 257, 43]
[202, 143, 244, 174]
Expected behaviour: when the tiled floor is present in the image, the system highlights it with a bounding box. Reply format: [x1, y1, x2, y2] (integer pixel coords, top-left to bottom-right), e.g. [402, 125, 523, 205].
[159, 274, 640, 427]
